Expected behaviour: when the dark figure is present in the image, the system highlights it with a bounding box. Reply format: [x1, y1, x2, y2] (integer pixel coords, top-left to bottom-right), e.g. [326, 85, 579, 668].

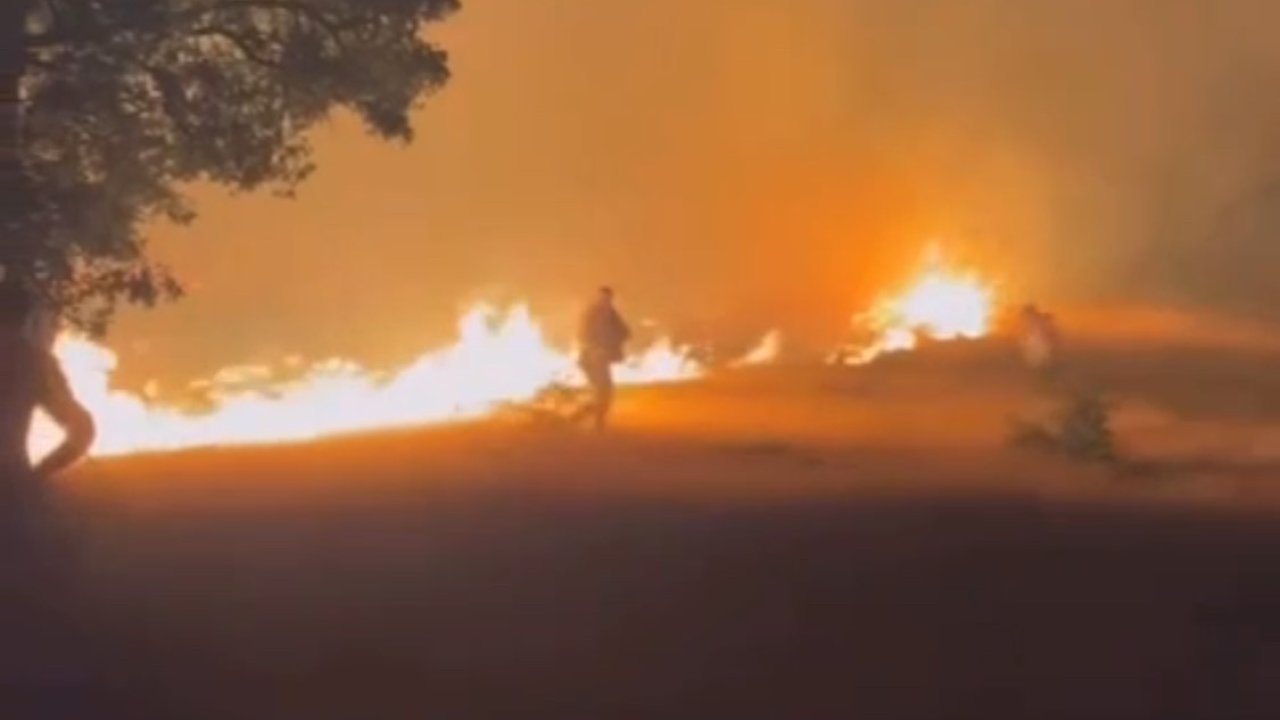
[575, 286, 630, 430]
[1019, 303, 1061, 382]
[0, 280, 94, 479]
[0, 280, 106, 714]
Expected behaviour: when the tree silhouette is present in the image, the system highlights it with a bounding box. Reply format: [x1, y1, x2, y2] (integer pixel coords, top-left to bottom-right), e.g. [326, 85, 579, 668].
[0, 0, 458, 333]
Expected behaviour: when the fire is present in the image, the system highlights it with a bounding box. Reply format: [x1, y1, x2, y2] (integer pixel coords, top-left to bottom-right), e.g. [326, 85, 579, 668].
[834, 244, 996, 365]
[29, 303, 702, 459]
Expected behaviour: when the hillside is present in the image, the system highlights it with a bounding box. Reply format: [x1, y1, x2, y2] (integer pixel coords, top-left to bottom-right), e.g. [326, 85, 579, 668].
[37, 337, 1280, 718]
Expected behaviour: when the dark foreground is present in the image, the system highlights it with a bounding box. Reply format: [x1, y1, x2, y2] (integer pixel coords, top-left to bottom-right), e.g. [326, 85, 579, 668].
[7, 356, 1280, 718]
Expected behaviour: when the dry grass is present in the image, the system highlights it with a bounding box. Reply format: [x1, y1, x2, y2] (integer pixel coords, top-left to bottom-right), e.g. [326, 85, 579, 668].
[36, 333, 1280, 718]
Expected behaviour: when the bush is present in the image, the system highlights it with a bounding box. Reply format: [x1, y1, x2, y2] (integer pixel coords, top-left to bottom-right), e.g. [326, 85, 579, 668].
[500, 383, 593, 427]
[1057, 393, 1118, 463]
[1007, 391, 1118, 464]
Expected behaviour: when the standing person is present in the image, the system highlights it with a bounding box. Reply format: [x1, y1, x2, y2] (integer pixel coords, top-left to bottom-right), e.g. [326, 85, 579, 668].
[0, 279, 94, 480]
[575, 286, 630, 430]
[0, 278, 104, 715]
[1019, 303, 1061, 381]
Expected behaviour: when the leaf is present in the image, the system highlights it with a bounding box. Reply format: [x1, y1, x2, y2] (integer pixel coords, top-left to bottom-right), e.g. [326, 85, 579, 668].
[5, 0, 459, 330]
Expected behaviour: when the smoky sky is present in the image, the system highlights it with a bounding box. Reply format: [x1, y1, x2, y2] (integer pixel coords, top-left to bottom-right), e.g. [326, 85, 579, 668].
[112, 0, 1280, 386]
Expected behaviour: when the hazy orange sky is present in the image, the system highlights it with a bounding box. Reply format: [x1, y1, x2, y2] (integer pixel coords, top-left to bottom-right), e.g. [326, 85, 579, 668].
[110, 0, 1280, 386]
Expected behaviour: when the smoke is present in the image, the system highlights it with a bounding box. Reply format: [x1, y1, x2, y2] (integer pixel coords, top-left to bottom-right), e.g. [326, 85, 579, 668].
[691, 0, 1280, 321]
[123, 0, 1280, 384]
[835, 0, 1280, 314]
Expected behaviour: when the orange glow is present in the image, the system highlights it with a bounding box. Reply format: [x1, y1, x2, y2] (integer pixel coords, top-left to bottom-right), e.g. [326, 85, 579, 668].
[731, 331, 782, 367]
[29, 304, 702, 459]
[834, 244, 996, 365]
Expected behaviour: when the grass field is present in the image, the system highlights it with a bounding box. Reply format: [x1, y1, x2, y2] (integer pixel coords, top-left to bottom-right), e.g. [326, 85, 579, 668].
[20, 333, 1280, 718]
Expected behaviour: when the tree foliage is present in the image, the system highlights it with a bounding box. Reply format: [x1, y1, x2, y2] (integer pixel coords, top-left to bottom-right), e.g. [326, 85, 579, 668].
[6, 0, 458, 333]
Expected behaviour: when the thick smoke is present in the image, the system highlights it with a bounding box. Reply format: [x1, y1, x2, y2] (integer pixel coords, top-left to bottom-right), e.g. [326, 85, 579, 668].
[838, 0, 1280, 316]
[125, 0, 1280, 383]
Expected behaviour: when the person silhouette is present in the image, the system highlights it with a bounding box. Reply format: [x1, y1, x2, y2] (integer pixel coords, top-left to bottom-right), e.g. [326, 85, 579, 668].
[1019, 303, 1061, 381]
[574, 286, 630, 430]
[0, 280, 108, 715]
[0, 279, 94, 480]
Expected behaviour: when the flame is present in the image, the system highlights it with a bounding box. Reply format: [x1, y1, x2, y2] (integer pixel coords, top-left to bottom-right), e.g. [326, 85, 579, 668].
[834, 244, 996, 365]
[29, 303, 702, 459]
[731, 331, 782, 368]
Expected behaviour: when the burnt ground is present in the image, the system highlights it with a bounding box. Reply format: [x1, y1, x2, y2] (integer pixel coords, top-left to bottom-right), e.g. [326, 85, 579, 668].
[4, 344, 1280, 718]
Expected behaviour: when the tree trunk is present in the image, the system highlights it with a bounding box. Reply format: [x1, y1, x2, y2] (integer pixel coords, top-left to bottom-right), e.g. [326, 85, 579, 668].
[0, 3, 32, 276]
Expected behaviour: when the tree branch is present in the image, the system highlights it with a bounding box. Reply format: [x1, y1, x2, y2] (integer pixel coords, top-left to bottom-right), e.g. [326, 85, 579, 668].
[201, 1, 355, 40]
[190, 27, 283, 68]
[26, 0, 377, 52]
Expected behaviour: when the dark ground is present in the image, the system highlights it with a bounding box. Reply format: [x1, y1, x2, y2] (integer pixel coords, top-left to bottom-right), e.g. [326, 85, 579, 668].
[96, 486, 1280, 719]
[6, 347, 1280, 718]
